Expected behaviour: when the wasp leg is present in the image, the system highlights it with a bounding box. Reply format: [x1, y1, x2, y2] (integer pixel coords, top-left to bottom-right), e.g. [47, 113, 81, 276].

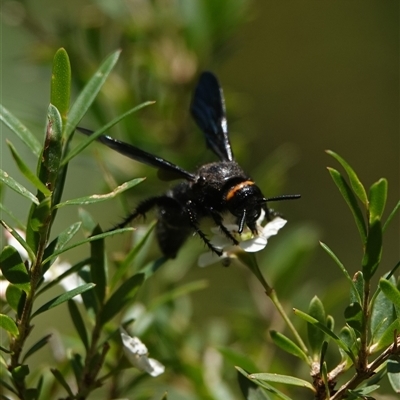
[185, 201, 223, 256]
[208, 209, 239, 246]
[108, 196, 169, 231]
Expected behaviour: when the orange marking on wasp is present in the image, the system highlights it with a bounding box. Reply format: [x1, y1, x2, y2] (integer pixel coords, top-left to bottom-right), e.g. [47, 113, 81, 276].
[226, 180, 254, 201]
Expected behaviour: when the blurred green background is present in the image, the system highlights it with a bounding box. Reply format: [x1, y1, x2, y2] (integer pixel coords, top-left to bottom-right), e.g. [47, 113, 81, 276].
[1, 1, 399, 399]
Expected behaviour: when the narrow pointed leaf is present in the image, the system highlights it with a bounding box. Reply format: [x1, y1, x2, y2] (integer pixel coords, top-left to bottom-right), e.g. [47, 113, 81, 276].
[294, 308, 356, 363]
[32, 283, 95, 318]
[51, 48, 71, 125]
[0, 221, 35, 262]
[236, 367, 293, 400]
[41, 228, 133, 267]
[0, 202, 25, 230]
[22, 334, 52, 362]
[0, 314, 18, 336]
[0, 246, 30, 293]
[64, 50, 121, 139]
[63, 101, 155, 164]
[90, 225, 107, 302]
[373, 319, 400, 353]
[67, 300, 89, 351]
[0, 104, 41, 156]
[320, 242, 360, 303]
[368, 178, 387, 222]
[270, 331, 310, 364]
[56, 178, 144, 207]
[350, 271, 364, 304]
[78, 208, 97, 236]
[362, 218, 382, 280]
[344, 302, 363, 334]
[0, 169, 39, 205]
[100, 273, 144, 325]
[383, 200, 400, 233]
[6, 140, 51, 196]
[307, 296, 326, 359]
[237, 370, 271, 400]
[327, 167, 367, 243]
[50, 368, 74, 397]
[326, 150, 368, 205]
[250, 373, 315, 391]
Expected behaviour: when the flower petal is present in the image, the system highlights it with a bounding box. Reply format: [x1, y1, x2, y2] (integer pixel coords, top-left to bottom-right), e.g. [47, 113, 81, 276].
[120, 328, 165, 377]
[261, 217, 287, 238]
[240, 236, 268, 252]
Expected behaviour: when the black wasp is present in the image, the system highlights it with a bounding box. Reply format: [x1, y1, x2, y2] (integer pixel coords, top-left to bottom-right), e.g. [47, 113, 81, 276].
[79, 72, 300, 258]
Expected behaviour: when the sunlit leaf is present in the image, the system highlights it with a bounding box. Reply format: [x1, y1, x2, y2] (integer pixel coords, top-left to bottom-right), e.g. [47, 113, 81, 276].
[6, 140, 51, 196]
[379, 278, 400, 310]
[0, 169, 39, 205]
[327, 167, 367, 243]
[368, 178, 387, 222]
[362, 218, 382, 280]
[307, 296, 326, 359]
[32, 283, 95, 318]
[0, 104, 41, 156]
[0, 221, 35, 263]
[269, 331, 310, 364]
[64, 50, 121, 140]
[56, 178, 144, 207]
[0, 314, 18, 336]
[326, 150, 368, 206]
[387, 357, 400, 393]
[51, 48, 71, 125]
[249, 373, 315, 391]
[0, 246, 30, 293]
[5, 284, 24, 311]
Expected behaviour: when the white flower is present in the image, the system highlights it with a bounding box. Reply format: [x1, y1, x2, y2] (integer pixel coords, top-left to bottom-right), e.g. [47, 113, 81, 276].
[198, 211, 287, 267]
[120, 328, 165, 377]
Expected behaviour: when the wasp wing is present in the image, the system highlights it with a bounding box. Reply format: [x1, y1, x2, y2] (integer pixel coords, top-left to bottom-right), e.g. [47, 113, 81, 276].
[190, 71, 234, 162]
[77, 127, 196, 181]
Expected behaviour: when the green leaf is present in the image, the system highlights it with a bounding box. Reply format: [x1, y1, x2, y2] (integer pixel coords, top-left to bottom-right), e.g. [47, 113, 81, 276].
[11, 364, 29, 382]
[0, 246, 30, 293]
[37, 104, 63, 192]
[5, 284, 24, 311]
[338, 326, 357, 367]
[368, 179, 387, 222]
[269, 331, 310, 364]
[63, 101, 155, 165]
[29, 197, 51, 233]
[42, 221, 82, 274]
[326, 150, 368, 206]
[50, 368, 74, 397]
[56, 178, 144, 207]
[0, 169, 39, 205]
[387, 357, 400, 393]
[249, 373, 315, 391]
[320, 242, 361, 304]
[0, 314, 18, 336]
[362, 218, 382, 280]
[78, 208, 97, 236]
[22, 334, 52, 362]
[31, 283, 95, 318]
[372, 319, 400, 353]
[344, 302, 363, 334]
[51, 48, 71, 125]
[371, 275, 396, 343]
[237, 369, 271, 400]
[41, 228, 133, 266]
[307, 296, 326, 359]
[294, 308, 356, 363]
[111, 221, 156, 288]
[219, 347, 259, 373]
[100, 273, 144, 325]
[350, 271, 364, 304]
[0, 221, 36, 262]
[64, 50, 121, 140]
[327, 167, 367, 243]
[236, 367, 293, 400]
[6, 140, 51, 196]
[0, 104, 41, 156]
[379, 278, 400, 310]
[67, 300, 89, 351]
[383, 200, 400, 233]
[90, 225, 107, 303]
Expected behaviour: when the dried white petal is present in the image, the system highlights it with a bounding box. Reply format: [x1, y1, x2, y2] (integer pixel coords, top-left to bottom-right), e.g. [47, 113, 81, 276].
[120, 328, 165, 377]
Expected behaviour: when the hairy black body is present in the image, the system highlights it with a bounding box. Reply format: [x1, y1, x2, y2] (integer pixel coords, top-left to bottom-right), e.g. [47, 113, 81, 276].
[78, 72, 300, 258]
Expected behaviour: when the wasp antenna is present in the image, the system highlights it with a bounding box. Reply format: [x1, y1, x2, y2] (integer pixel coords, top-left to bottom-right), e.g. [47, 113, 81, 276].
[261, 194, 301, 203]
